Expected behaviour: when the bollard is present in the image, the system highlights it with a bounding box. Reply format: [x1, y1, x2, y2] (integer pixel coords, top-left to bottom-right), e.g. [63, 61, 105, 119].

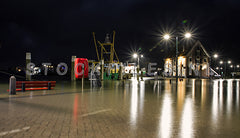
[22, 82, 25, 92]
[48, 82, 51, 90]
[9, 76, 16, 95]
[82, 64, 84, 90]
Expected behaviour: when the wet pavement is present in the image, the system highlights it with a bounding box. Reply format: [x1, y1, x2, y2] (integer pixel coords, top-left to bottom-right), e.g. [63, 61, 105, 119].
[0, 78, 240, 138]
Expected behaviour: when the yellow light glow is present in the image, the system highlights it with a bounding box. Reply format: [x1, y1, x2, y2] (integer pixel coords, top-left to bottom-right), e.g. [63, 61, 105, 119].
[184, 32, 191, 38]
[163, 34, 170, 40]
[202, 65, 207, 70]
[133, 53, 138, 58]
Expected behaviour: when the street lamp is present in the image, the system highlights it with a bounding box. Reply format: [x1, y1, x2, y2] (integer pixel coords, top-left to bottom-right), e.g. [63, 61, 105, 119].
[133, 53, 138, 58]
[163, 32, 192, 83]
[133, 53, 143, 68]
[133, 53, 143, 79]
[219, 59, 232, 78]
[213, 54, 218, 59]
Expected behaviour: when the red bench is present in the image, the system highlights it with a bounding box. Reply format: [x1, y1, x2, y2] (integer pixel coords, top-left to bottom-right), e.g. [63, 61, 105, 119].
[16, 81, 56, 91]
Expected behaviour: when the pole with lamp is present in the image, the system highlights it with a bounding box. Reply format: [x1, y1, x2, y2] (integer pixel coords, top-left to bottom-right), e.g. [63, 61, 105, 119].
[220, 60, 231, 78]
[212, 53, 219, 76]
[163, 32, 191, 84]
[133, 53, 143, 80]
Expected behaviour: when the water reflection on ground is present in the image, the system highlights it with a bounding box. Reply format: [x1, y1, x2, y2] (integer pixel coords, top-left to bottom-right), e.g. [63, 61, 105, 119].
[0, 78, 240, 137]
[121, 78, 240, 137]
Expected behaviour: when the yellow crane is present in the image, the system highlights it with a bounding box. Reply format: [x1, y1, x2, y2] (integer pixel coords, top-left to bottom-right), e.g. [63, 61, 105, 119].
[92, 31, 119, 63]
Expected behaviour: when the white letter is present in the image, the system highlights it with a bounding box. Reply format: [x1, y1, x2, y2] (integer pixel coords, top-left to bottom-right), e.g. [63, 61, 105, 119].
[42, 63, 51, 75]
[74, 63, 84, 76]
[148, 63, 157, 74]
[56, 63, 68, 75]
[26, 62, 35, 75]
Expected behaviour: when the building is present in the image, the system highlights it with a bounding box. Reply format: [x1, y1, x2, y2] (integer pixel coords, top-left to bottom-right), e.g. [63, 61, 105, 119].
[164, 40, 211, 78]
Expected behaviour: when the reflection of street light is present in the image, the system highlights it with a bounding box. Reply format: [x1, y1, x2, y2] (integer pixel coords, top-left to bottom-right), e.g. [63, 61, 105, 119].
[163, 32, 192, 83]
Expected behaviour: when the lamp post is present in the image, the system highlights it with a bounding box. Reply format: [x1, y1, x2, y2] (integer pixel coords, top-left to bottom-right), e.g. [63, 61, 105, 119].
[211, 53, 219, 76]
[133, 53, 143, 79]
[163, 32, 191, 83]
[220, 60, 231, 78]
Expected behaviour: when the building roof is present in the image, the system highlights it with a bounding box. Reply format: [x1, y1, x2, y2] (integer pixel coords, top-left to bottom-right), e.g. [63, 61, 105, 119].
[186, 40, 210, 58]
[165, 40, 211, 59]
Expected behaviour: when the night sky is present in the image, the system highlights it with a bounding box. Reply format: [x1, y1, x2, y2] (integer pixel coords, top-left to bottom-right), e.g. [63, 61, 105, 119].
[0, 0, 240, 68]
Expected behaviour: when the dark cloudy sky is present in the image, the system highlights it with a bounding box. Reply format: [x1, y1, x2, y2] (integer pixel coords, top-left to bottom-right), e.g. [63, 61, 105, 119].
[0, 0, 240, 67]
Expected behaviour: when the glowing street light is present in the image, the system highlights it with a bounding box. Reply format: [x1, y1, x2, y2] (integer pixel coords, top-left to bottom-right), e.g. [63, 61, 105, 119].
[219, 60, 232, 78]
[184, 32, 191, 38]
[133, 53, 138, 58]
[163, 34, 170, 40]
[213, 54, 218, 58]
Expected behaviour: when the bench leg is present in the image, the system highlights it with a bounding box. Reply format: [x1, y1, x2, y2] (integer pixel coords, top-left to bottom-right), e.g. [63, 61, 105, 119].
[22, 83, 25, 92]
[48, 82, 51, 90]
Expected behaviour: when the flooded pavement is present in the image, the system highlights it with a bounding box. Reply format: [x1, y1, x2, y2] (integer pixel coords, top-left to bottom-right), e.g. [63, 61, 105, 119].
[0, 78, 240, 137]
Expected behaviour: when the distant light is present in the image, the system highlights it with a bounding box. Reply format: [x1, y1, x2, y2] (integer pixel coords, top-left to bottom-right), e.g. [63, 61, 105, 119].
[163, 34, 170, 40]
[220, 61, 223, 64]
[220, 67, 223, 70]
[213, 54, 218, 58]
[133, 53, 138, 58]
[237, 65, 240, 68]
[141, 55, 143, 58]
[184, 32, 191, 38]
[216, 67, 219, 70]
[228, 60, 231, 64]
[230, 65, 233, 68]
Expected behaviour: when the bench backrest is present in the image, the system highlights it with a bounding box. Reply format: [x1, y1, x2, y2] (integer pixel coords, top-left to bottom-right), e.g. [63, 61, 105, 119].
[16, 81, 56, 88]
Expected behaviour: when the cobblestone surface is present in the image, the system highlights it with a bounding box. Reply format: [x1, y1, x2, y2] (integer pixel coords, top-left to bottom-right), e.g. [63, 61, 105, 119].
[0, 79, 240, 137]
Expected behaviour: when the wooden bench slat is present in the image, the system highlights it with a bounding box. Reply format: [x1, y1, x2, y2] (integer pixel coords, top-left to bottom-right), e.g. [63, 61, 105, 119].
[13, 81, 56, 91]
[16, 84, 56, 88]
[16, 81, 56, 84]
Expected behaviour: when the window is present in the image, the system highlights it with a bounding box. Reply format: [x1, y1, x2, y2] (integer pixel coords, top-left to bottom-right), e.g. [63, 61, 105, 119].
[189, 57, 192, 62]
[204, 58, 207, 62]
